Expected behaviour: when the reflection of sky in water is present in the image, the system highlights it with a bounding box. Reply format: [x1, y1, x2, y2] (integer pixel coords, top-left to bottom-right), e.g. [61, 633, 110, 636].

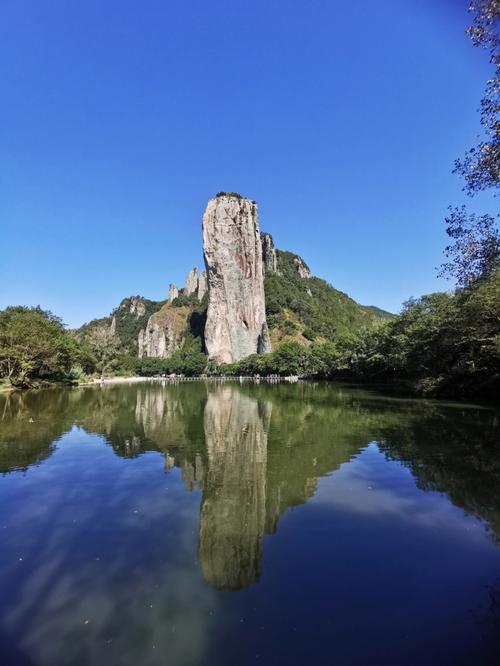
[0, 427, 218, 666]
[257, 443, 500, 666]
[312, 442, 491, 539]
[1, 384, 500, 666]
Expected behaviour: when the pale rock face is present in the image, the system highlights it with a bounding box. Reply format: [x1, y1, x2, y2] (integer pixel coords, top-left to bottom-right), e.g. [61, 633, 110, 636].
[203, 195, 271, 364]
[137, 306, 187, 358]
[184, 268, 199, 296]
[168, 283, 179, 302]
[260, 232, 278, 275]
[294, 256, 312, 279]
[110, 316, 117, 335]
[197, 271, 207, 301]
[121, 297, 146, 317]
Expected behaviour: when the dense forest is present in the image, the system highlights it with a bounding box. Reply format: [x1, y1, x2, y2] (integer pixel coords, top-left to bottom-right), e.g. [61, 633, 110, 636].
[264, 250, 392, 343]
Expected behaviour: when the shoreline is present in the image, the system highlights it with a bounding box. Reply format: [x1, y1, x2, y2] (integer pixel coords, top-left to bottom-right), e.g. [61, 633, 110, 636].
[78, 376, 162, 387]
[1, 376, 497, 408]
[77, 375, 301, 386]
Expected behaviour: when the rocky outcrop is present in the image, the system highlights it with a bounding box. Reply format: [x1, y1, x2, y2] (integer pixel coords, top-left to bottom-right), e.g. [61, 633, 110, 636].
[197, 271, 207, 301]
[261, 232, 278, 275]
[168, 283, 178, 302]
[293, 256, 312, 278]
[138, 305, 190, 358]
[182, 268, 206, 301]
[202, 194, 271, 364]
[183, 268, 198, 296]
[120, 296, 147, 317]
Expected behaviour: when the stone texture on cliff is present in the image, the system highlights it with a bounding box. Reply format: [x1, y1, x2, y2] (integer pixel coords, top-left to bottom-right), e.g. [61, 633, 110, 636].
[197, 270, 207, 301]
[293, 256, 312, 278]
[184, 268, 199, 296]
[120, 296, 147, 317]
[168, 284, 179, 302]
[138, 304, 190, 358]
[202, 195, 271, 364]
[261, 232, 278, 275]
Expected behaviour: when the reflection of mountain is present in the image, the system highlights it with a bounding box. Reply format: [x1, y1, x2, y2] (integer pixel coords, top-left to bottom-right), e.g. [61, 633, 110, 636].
[199, 387, 270, 589]
[1, 383, 499, 589]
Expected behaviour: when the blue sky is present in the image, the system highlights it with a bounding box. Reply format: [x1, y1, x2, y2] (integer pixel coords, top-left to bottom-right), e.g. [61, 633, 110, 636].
[0, 0, 496, 327]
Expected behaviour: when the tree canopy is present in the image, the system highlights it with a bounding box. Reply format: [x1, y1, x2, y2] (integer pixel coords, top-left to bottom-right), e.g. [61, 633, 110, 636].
[0, 307, 91, 388]
[439, 206, 499, 287]
[454, 0, 499, 194]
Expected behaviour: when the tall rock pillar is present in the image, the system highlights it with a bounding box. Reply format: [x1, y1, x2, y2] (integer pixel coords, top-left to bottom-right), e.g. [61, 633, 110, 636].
[202, 194, 271, 364]
[261, 232, 278, 275]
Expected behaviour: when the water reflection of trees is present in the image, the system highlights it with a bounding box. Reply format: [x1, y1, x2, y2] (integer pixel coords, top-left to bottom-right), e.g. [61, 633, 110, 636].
[377, 406, 500, 538]
[1, 383, 499, 588]
[0, 389, 74, 473]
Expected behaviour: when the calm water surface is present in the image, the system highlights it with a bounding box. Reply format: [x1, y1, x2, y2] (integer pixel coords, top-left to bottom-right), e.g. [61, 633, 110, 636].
[0, 382, 499, 665]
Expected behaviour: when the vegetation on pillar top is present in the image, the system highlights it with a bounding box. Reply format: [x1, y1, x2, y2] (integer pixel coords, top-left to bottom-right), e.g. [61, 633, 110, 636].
[214, 192, 257, 204]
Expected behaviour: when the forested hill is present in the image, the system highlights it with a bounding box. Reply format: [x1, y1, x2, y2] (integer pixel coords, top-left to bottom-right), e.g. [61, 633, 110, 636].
[265, 250, 393, 345]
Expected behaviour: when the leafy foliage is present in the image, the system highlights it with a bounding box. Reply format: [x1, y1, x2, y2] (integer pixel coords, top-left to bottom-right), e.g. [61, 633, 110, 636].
[222, 340, 341, 378]
[0, 307, 91, 387]
[453, 0, 499, 194]
[438, 206, 499, 287]
[83, 326, 121, 378]
[215, 191, 245, 199]
[264, 250, 392, 341]
[172, 293, 201, 308]
[342, 271, 500, 398]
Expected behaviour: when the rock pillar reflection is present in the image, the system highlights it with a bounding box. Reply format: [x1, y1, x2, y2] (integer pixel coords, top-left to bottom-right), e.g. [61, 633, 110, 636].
[198, 385, 271, 590]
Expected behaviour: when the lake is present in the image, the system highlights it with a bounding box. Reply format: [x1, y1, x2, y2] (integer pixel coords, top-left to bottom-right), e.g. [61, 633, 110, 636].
[0, 381, 499, 665]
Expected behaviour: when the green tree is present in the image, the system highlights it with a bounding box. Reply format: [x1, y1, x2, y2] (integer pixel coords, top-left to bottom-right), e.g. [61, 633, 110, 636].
[454, 0, 499, 194]
[85, 326, 121, 378]
[341, 273, 500, 398]
[307, 341, 340, 377]
[0, 307, 81, 387]
[439, 207, 499, 287]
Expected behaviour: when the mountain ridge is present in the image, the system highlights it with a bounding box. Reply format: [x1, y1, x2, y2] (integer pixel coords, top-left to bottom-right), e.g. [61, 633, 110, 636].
[75, 193, 393, 362]
[75, 245, 392, 360]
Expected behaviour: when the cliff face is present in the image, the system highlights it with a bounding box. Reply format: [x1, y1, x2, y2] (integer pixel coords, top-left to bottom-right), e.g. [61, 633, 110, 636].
[203, 195, 271, 364]
[183, 268, 207, 302]
[183, 268, 198, 296]
[122, 297, 147, 317]
[197, 270, 207, 301]
[261, 232, 278, 275]
[168, 284, 179, 302]
[137, 305, 190, 358]
[293, 256, 311, 278]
